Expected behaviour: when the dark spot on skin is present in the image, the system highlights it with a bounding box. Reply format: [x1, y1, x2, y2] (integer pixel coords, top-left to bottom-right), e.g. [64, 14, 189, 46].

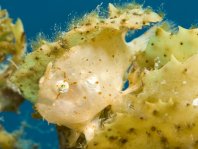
[109, 136, 118, 141]
[95, 81, 99, 84]
[151, 43, 154, 46]
[133, 12, 141, 16]
[183, 68, 188, 73]
[128, 128, 136, 134]
[180, 42, 183, 45]
[160, 136, 168, 144]
[94, 26, 99, 29]
[35, 56, 39, 60]
[109, 94, 111, 97]
[54, 46, 58, 51]
[186, 103, 190, 107]
[128, 104, 134, 109]
[98, 92, 102, 95]
[145, 60, 149, 63]
[98, 59, 102, 61]
[146, 131, 151, 137]
[72, 82, 77, 85]
[112, 55, 115, 58]
[107, 128, 112, 131]
[46, 53, 50, 57]
[119, 138, 128, 144]
[20, 89, 24, 94]
[100, 20, 105, 24]
[121, 19, 126, 23]
[111, 21, 115, 24]
[155, 29, 162, 36]
[152, 110, 159, 116]
[175, 146, 181, 149]
[83, 96, 87, 99]
[93, 142, 98, 146]
[174, 124, 181, 131]
[81, 37, 84, 40]
[151, 126, 156, 131]
[88, 71, 92, 73]
[29, 67, 34, 71]
[85, 23, 91, 26]
[58, 39, 68, 49]
[163, 54, 167, 57]
[139, 117, 144, 120]
[86, 31, 90, 34]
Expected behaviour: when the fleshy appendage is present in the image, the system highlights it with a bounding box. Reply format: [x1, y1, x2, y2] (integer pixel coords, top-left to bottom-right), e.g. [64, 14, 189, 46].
[88, 53, 198, 149]
[87, 26, 198, 148]
[36, 2, 161, 134]
[136, 26, 198, 69]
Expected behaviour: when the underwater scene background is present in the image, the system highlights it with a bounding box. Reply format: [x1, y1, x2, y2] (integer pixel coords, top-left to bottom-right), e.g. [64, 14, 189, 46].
[0, 0, 198, 148]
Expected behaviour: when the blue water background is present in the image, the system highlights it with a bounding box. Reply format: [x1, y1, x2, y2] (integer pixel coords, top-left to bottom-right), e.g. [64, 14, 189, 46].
[0, 0, 198, 148]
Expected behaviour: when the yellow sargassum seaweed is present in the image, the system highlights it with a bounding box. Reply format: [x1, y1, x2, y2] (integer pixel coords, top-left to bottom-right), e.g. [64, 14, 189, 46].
[0, 128, 16, 149]
[0, 9, 25, 111]
[36, 3, 161, 132]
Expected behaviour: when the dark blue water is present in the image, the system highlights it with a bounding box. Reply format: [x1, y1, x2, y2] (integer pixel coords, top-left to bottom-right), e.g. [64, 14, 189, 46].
[0, 0, 198, 148]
